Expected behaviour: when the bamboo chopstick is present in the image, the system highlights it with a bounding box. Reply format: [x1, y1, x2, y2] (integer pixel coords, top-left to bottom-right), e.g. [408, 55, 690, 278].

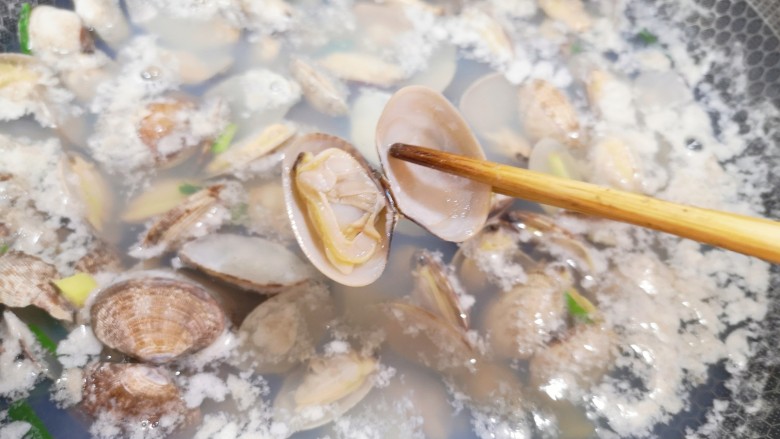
[388, 142, 780, 264]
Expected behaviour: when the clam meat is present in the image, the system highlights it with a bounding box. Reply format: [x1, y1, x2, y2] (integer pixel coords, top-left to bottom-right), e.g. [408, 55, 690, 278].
[283, 133, 394, 287]
[90, 275, 226, 363]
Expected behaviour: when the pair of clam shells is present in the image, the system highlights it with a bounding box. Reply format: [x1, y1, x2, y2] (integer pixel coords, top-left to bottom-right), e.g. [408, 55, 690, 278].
[283, 85, 493, 287]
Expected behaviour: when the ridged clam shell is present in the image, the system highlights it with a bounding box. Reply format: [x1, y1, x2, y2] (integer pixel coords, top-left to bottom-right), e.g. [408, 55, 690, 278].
[81, 362, 189, 425]
[178, 233, 312, 294]
[0, 251, 73, 322]
[131, 184, 226, 259]
[90, 276, 225, 363]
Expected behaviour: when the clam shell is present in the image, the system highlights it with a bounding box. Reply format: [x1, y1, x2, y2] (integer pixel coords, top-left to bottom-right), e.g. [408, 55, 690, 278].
[460, 6, 514, 62]
[178, 233, 312, 294]
[318, 52, 406, 87]
[136, 97, 203, 169]
[74, 240, 123, 275]
[376, 85, 491, 242]
[538, 0, 592, 32]
[61, 154, 113, 233]
[131, 184, 227, 259]
[81, 362, 189, 425]
[518, 79, 582, 148]
[0, 251, 73, 322]
[411, 250, 469, 331]
[282, 133, 395, 287]
[274, 351, 377, 433]
[205, 123, 296, 177]
[237, 283, 333, 373]
[121, 178, 193, 223]
[90, 276, 225, 363]
[74, 0, 130, 47]
[290, 58, 349, 116]
[381, 302, 475, 373]
[28, 6, 93, 57]
[481, 269, 570, 359]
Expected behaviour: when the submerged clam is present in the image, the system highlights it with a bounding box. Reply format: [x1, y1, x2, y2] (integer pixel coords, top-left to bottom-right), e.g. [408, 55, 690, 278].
[28, 6, 94, 58]
[205, 123, 296, 178]
[376, 85, 492, 242]
[282, 133, 395, 287]
[90, 276, 225, 363]
[290, 58, 349, 116]
[178, 233, 312, 294]
[237, 283, 333, 373]
[0, 251, 73, 322]
[518, 79, 583, 148]
[274, 351, 378, 433]
[81, 362, 190, 427]
[411, 250, 469, 331]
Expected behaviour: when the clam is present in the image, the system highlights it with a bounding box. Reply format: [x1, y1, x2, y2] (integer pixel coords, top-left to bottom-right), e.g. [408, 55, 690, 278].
[459, 6, 514, 62]
[246, 179, 294, 240]
[282, 133, 395, 287]
[402, 44, 457, 93]
[168, 49, 234, 86]
[381, 302, 476, 373]
[205, 123, 296, 178]
[61, 154, 113, 233]
[0, 251, 73, 322]
[135, 96, 204, 168]
[349, 88, 392, 166]
[178, 233, 312, 294]
[587, 136, 644, 192]
[90, 275, 225, 363]
[130, 184, 228, 259]
[411, 250, 469, 331]
[81, 362, 190, 428]
[121, 179, 194, 223]
[518, 79, 583, 148]
[0, 54, 73, 127]
[28, 6, 94, 58]
[538, 0, 592, 32]
[290, 58, 349, 116]
[530, 324, 617, 400]
[585, 69, 636, 126]
[237, 283, 333, 373]
[318, 52, 406, 88]
[274, 351, 378, 433]
[376, 85, 492, 242]
[74, 240, 123, 275]
[73, 0, 130, 48]
[0, 311, 46, 397]
[481, 268, 571, 359]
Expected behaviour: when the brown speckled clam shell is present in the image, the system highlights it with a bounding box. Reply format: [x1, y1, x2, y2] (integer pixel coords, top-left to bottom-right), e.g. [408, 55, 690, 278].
[90, 276, 225, 363]
[81, 362, 189, 424]
[0, 251, 74, 322]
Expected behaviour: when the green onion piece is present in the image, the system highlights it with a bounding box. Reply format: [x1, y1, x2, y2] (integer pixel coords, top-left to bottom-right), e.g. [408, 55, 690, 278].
[211, 123, 238, 154]
[8, 400, 54, 439]
[570, 41, 583, 54]
[178, 183, 202, 195]
[25, 323, 57, 355]
[637, 29, 658, 45]
[0, 243, 9, 255]
[548, 152, 571, 179]
[18, 3, 32, 55]
[565, 289, 598, 322]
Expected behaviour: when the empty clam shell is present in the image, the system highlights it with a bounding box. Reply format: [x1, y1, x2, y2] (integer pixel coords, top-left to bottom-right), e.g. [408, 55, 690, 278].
[376, 85, 491, 242]
[178, 233, 312, 294]
[0, 251, 73, 322]
[518, 79, 582, 148]
[274, 351, 378, 433]
[282, 133, 395, 287]
[131, 184, 227, 259]
[81, 362, 189, 426]
[237, 283, 333, 373]
[90, 276, 225, 363]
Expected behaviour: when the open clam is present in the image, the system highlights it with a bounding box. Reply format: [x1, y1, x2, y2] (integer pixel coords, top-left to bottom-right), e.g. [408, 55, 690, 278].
[237, 283, 333, 373]
[376, 85, 492, 242]
[90, 275, 225, 363]
[178, 233, 312, 294]
[273, 351, 378, 433]
[81, 362, 190, 428]
[282, 133, 395, 287]
[0, 251, 73, 322]
[411, 250, 469, 331]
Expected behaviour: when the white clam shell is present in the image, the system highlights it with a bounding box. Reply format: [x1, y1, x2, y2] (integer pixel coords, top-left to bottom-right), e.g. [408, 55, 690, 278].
[178, 233, 312, 294]
[376, 85, 491, 242]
